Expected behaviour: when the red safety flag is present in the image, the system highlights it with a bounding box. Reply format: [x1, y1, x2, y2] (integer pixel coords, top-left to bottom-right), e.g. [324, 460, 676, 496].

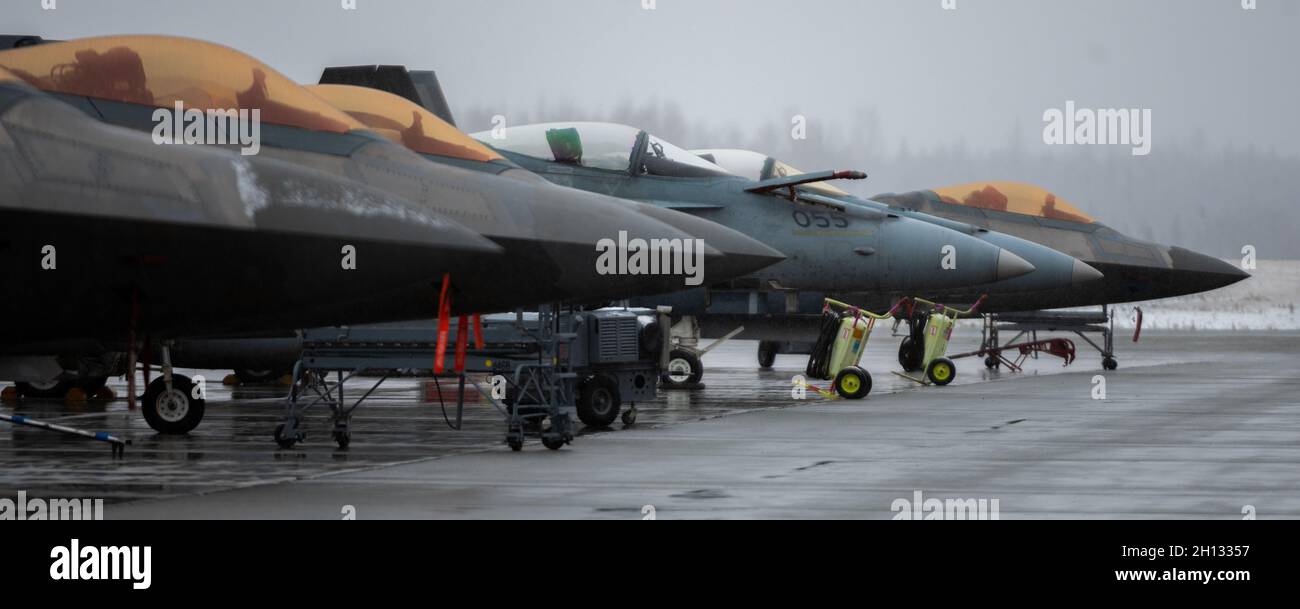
[472, 313, 484, 349]
[434, 274, 451, 374]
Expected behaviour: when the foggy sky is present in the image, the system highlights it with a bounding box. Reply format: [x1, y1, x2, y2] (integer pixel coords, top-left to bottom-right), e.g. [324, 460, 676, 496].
[8, 0, 1297, 155]
[6, 0, 1299, 257]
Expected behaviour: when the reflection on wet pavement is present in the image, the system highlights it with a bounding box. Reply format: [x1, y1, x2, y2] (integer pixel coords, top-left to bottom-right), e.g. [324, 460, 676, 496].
[0, 331, 1258, 505]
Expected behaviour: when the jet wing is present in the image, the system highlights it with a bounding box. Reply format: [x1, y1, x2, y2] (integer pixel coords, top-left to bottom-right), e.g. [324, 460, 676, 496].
[744, 170, 867, 194]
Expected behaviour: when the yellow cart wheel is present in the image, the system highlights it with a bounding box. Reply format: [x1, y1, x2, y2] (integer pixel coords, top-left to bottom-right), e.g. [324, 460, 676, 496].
[926, 358, 956, 386]
[834, 366, 872, 400]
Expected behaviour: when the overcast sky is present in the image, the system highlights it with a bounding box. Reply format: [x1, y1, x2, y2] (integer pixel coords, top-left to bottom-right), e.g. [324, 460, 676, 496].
[7, 0, 1298, 157]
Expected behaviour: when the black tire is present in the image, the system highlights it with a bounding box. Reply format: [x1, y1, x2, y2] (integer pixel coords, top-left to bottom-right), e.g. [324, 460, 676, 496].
[834, 366, 872, 400]
[1102, 357, 1118, 371]
[15, 378, 74, 399]
[142, 375, 205, 434]
[542, 436, 567, 451]
[274, 423, 298, 449]
[898, 337, 923, 372]
[661, 349, 703, 387]
[332, 430, 351, 449]
[984, 356, 1000, 370]
[621, 408, 638, 426]
[576, 375, 621, 427]
[507, 437, 523, 452]
[638, 321, 663, 359]
[926, 357, 956, 386]
[757, 341, 778, 369]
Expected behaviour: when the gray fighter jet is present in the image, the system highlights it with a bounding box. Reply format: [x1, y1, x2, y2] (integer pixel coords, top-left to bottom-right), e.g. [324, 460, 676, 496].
[870, 182, 1250, 310]
[0, 35, 783, 432]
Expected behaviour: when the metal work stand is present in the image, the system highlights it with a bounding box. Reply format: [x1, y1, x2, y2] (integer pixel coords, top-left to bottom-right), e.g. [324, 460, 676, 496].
[273, 305, 578, 451]
[980, 305, 1124, 370]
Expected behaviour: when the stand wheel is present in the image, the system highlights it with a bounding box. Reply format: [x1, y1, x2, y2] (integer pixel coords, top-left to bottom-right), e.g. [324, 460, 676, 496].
[898, 337, 923, 372]
[757, 341, 779, 369]
[834, 366, 872, 400]
[274, 423, 299, 449]
[662, 349, 703, 387]
[576, 375, 621, 427]
[507, 437, 523, 452]
[621, 406, 638, 426]
[142, 375, 205, 434]
[542, 436, 567, 451]
[1102, 357, 1118, 371]
[926, 358, 956, 386]
[332, 429, 351, 449]
[984, 356, 1000, 370]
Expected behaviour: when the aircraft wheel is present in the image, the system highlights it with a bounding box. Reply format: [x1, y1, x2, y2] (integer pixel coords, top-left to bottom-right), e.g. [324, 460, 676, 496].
[757, 341, 779, 369]
[984, 356, 1000, 370]
[661, 349, 703, 387]
[15, 378, 74, 399]
[898, 337, 923, 372]
[834, 366, 872, 400]
[142, 375, 205, 434]
[576, 375, 621, 427]
[1102, 357, 1118, 371]
[926, 358, 956, 386]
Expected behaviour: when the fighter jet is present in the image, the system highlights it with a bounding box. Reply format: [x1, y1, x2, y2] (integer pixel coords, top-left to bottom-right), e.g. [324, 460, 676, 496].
[443, 121, 1033, 384]
[0, 35, 782, 432]
[686, 149, 1108, 366]
[694, 149, 1105, 309]
[871, 182, 1250, 310]
[0, 60, 509, 427]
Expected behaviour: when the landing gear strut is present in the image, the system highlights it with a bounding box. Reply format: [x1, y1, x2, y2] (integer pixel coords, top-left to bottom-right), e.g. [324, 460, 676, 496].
[141, 344, 205, 434]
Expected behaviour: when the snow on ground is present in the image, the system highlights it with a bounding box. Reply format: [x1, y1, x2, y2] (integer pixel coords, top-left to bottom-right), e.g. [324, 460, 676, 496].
[1094, 260, 1297, 331]
[951, 260, 1299, 331]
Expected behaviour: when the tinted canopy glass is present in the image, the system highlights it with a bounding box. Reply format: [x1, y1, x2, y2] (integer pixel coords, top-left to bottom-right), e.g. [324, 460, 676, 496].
[472, 121, 640, 171]
[642, 134, 732, 178]
[0, 35, 365, 133]
[931, 182, 1095, 223]
[308, 84, 501, 162]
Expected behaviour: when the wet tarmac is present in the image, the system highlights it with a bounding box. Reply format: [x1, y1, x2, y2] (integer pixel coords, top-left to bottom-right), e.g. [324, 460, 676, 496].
[3, 330, 1298, 519]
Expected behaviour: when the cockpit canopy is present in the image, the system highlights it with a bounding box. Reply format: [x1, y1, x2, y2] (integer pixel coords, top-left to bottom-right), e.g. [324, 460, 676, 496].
[0, 35, 365, 134]
[930, 182, 1095, 224]
[307, 84, 502, 163]
[693, 148, 850, 197]
[470, 122, 731, 178]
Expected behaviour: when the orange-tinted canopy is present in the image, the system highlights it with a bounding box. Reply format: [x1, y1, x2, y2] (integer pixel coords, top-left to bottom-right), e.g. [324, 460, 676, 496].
[0, 35, 364, 134]
[307, 84, 501, 163]
[931, 182, 1095, 224]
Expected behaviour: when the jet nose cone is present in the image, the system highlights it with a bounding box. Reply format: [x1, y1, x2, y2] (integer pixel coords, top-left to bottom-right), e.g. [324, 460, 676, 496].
[996, 249, 1036, 281]
[1071, 259, 1105, 284]
[1168, 246, 1251, 290]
